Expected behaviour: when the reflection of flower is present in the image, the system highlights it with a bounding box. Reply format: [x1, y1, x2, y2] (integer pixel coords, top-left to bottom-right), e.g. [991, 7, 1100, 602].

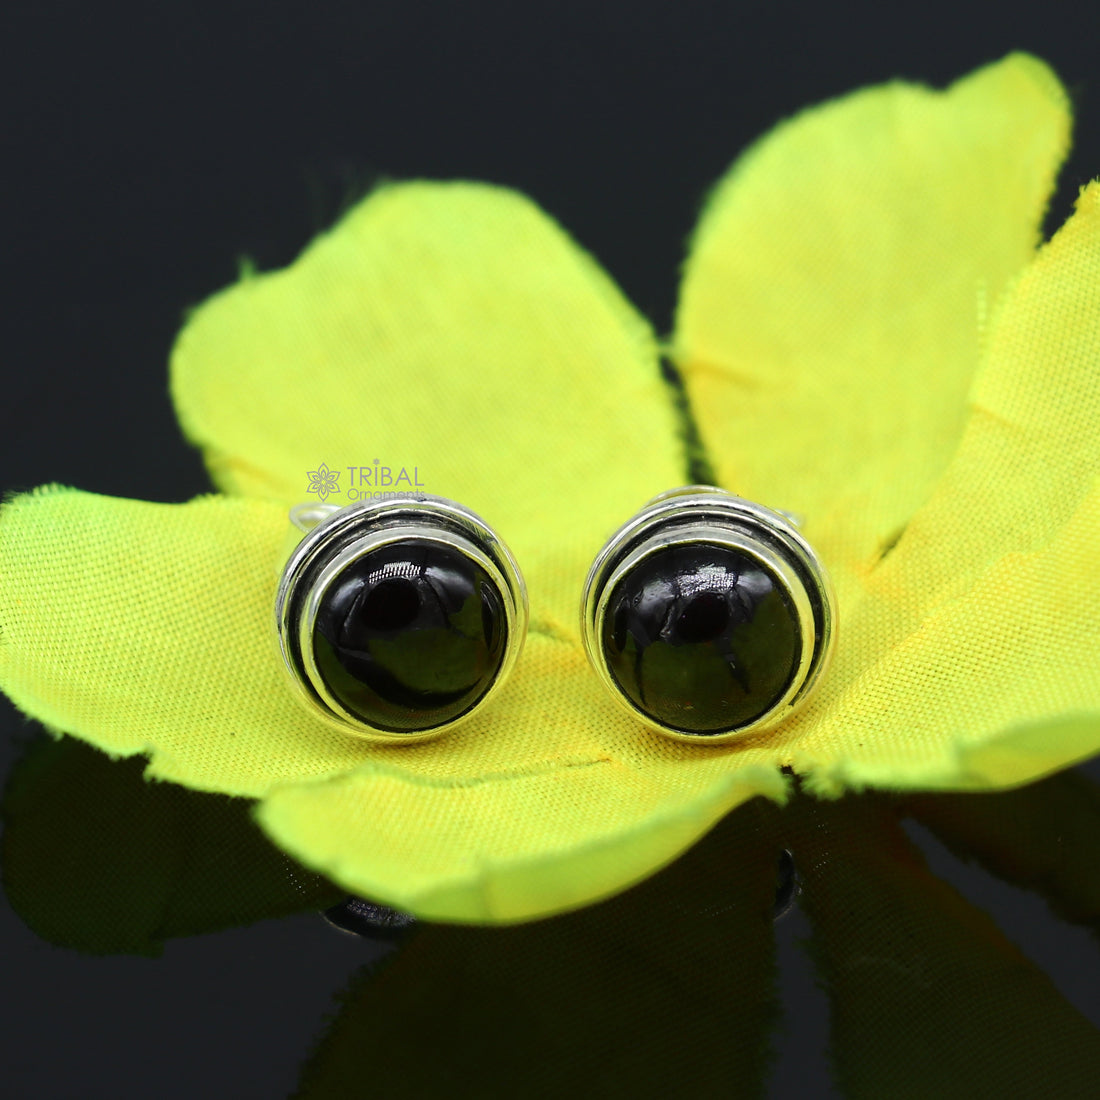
[306, 462, 340, 502]
[10, 730, 1097, 1093]
[294, 779, 1100, 1097]
[1, 53, 1098, 924]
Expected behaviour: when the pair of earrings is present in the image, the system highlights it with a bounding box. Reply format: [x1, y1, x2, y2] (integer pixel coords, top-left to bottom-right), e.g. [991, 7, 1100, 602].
[275, 487, 836, 745]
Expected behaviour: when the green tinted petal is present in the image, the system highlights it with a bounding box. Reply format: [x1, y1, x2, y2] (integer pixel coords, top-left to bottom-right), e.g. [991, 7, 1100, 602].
[2, 735, 341, 955]
[907, 771, 1100, 934]
[790, 794, 1100, 1096]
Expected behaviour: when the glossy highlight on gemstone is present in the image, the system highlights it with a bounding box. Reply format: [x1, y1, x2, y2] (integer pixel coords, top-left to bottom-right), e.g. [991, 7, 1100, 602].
[312, 539, 506, 733]
[600, 544, 801, 735]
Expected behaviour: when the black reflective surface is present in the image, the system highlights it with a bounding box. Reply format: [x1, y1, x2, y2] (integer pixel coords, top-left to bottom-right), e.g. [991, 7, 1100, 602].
[602, 544, 800, 733]
[312, 539, 505, 731]
[3, 730, 1098, 1099]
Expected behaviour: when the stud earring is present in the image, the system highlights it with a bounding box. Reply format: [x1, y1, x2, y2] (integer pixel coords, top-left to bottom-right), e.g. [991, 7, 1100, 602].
[276, 495, 527, 742]
[581, 486, 836, 743]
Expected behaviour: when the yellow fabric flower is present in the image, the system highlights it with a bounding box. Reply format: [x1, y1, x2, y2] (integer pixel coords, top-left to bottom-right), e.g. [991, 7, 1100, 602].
[1, 52, 1097, 923]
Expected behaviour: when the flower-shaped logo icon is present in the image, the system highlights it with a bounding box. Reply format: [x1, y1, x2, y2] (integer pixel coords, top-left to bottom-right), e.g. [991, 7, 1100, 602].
[306, 463, 340, 502]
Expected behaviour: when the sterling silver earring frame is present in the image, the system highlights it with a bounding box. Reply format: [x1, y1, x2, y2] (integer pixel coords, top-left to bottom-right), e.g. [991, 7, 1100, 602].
[581, 486, 836, 744]
[275, 495, 528, 743]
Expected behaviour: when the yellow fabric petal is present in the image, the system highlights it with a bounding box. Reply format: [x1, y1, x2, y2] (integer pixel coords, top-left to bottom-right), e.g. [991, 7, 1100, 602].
[258, 633, 788, 922]
[0, 489, 786, 918]
[161, 180, 798, 917]
[0, 487, 383, 794]
[170, 181, 683, 628]
[788, 183, 1100, 790]
[673, 52, 1099, 792]
[674, 53, 1069, 606]
[1, 182, 799, 920]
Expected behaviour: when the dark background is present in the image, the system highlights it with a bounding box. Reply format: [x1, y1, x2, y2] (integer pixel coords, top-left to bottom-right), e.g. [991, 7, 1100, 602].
[2, 2, 1099, 1097]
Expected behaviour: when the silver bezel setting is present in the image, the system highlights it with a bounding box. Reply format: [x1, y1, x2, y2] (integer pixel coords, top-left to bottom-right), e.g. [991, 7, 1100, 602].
[275, 495, 528, 743]
[581, 486, 837, 744]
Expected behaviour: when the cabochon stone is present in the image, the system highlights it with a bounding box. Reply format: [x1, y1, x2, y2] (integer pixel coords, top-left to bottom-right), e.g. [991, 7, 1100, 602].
[313, 539, 505, 732]
[601, 544, 800, 734]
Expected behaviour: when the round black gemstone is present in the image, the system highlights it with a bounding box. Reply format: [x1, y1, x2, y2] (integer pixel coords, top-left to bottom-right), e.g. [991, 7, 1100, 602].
[312, 539, 506, 732]
[601, 544, 800, 735]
